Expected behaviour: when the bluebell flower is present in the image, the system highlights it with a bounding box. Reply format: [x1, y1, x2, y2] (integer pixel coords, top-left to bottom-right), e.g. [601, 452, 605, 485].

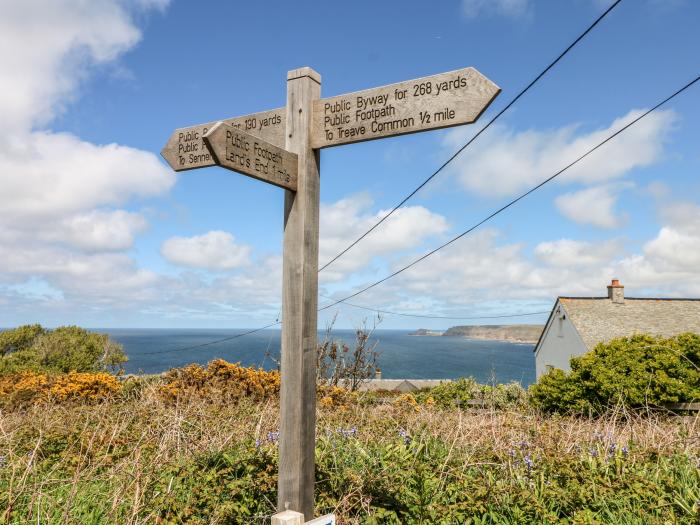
[589, 447, 598, 457]
[622, 446, 629, 457]
[267, 431, 279, 443]
[0, 455, 6, 468]
[398, 428, 411, 444]
[338, 427, 358, 438]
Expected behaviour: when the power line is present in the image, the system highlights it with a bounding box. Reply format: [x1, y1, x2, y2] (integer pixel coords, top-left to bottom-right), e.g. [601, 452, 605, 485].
[132, 1, 623, 357]
[137, 321, 281, 356]
[134, 301, 548, 358]
[319, 74, 700, 312]
[318, 0, 623, 273]
[320, 294, 549, 320]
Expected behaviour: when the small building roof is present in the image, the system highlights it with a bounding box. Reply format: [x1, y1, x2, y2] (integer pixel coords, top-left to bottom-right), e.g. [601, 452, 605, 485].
[557, 296, 700, 351]
[357, 379, 449, 392]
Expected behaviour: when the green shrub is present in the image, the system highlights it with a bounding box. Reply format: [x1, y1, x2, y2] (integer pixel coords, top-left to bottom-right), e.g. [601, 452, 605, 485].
[0, 325, 127, 375]
[415, 377, 527, 409]
[530, 333, 700, 414]
[0, 323, 46, 356]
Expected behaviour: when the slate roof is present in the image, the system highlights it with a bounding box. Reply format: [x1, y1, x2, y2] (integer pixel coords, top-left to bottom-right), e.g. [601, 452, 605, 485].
[357, 379, 449, 392]
[558, 297, 700, 351]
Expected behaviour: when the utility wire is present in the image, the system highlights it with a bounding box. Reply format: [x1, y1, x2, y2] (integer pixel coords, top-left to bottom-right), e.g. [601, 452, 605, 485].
[135, 302, 548, 357]
[138, 321, 280, 356]
[319, 294, 549, 320]
[137, 74, 699, 355]
[134, 1, 623, 357]
[318, 0, 624, 273]
[319, 75, 700, 312]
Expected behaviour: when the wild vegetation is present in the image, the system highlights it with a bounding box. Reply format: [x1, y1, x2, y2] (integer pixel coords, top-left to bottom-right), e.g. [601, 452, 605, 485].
[531, 333, 700, 414]
[0, 324, 126, 375]
[0, 326, 698, 523]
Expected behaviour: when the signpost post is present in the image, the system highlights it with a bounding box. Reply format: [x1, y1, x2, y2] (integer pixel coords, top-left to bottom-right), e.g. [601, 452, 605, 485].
[161, 65, 499, 523]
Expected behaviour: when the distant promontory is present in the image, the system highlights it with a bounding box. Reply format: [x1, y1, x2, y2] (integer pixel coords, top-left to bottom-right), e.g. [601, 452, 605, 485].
[410, 324, 543, 343]
[408, 328, 444, 336]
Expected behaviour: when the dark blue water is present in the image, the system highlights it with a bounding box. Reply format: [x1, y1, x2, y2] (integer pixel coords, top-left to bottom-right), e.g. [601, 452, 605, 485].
[104, 329, 536, 386]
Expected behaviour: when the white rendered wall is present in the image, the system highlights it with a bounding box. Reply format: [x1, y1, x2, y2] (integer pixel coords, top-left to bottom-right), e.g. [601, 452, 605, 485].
[535, 303, 588, 378]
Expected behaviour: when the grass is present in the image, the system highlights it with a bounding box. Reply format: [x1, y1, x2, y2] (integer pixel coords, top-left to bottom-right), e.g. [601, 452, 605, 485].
[0, 379, 699, 524]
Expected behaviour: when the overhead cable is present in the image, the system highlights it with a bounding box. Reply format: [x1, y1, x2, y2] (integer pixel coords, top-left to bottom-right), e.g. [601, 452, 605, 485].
[319, 0, 624, 272]
[319, 74, 700, 311]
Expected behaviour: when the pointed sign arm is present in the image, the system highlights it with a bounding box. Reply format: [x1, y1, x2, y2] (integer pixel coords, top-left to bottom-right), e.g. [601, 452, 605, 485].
[203, 122, 298, 192]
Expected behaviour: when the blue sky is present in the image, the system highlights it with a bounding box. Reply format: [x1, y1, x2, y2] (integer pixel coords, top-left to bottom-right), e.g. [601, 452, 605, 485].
[1, 0, 699, 329]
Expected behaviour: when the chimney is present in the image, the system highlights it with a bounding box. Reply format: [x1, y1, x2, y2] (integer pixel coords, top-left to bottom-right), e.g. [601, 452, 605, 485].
[607, 279, 624, 304]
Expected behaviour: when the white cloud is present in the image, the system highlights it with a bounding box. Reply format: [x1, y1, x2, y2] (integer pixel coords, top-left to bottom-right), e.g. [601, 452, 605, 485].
[161, 231, 252, 270]
[446, 110, 675, 198]
[641, 203, 700, 273]
[319, 194, 450, 282]
[555, 184, 630, 229]
[0, 0, 154, 134]
[0, 244, 160, 303]
[461, 0, 531, 19]
[323, 200, 700, 317]
[643, 227, 700, 272]
[0, 0, 177, 321]
[0, 132, 174, 217]
[534, 239, 623, 268]
[59, 210, 149, 251]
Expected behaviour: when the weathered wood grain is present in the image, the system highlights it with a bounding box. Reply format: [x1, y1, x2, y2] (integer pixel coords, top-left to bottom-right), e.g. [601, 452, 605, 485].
[160, 107, 286, 171]
[278, 67, 321, 518]
[203, 122, 298, 191]
[271, 510, 305, 525]
[311, 67, 500, 148]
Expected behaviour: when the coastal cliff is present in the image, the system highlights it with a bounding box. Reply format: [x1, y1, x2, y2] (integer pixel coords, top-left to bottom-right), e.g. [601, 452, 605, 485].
[442, 324, 543, 343]
[411, 324, 543, 343]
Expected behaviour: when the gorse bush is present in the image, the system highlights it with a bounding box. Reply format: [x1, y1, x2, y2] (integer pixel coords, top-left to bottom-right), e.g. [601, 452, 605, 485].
[530, 333, 700, 414]
[318, 384, 357, 408]
[0, 324, 127, 375]
[0, 370, 121, 409]
[158, 359, 281, 403]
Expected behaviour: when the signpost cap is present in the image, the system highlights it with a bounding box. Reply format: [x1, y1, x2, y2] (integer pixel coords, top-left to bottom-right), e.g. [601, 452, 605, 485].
[287, 67, 321, 84]
[271, 510, 304, 525]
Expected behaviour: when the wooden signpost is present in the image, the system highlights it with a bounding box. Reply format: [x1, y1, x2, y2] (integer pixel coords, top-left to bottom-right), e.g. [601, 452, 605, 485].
[161, 108, 286, 171]
[312, 67, 499, 148]
[161, 66, 499, 522]
[204, 122, 298, 191]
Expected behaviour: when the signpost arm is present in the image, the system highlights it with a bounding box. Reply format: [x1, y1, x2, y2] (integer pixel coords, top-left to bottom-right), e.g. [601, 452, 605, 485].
[278, 67, 321, 518]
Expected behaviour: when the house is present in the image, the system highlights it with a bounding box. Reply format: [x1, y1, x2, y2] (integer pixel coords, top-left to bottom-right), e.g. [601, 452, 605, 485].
[534, 279, 700, 379]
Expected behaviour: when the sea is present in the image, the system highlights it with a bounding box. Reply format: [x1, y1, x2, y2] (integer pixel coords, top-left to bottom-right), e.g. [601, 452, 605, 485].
[103, 329, 536, 387]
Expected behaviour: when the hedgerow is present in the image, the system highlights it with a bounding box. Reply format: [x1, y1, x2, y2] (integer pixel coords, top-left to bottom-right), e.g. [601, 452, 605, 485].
[530, 333, 700, 414]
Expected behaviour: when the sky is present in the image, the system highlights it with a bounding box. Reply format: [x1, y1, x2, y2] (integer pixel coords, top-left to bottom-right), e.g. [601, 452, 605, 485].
[0, 0, 699, 330]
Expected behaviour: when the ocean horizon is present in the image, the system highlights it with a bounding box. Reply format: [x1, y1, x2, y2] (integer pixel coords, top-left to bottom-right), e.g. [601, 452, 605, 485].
[98, 328, 536, 386]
